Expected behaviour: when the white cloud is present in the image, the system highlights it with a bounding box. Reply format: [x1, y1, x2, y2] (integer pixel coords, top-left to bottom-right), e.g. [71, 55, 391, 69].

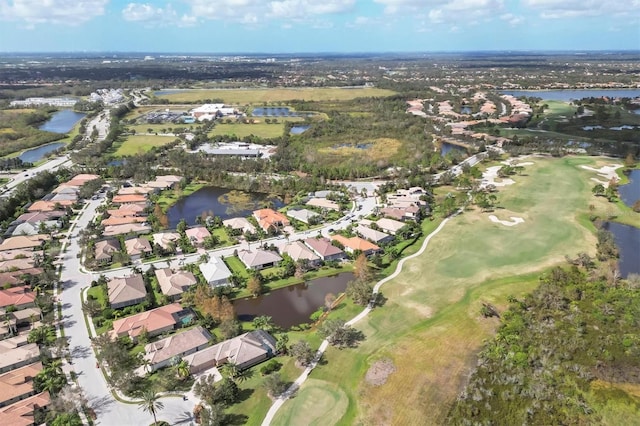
[0, 0, 108, 25]
[374, 0, 504, 24]
[183, 0, 354, 24]
[500, 13, 523, 26]
[122, 3, 197, 27]
[522, 0, 640, 19]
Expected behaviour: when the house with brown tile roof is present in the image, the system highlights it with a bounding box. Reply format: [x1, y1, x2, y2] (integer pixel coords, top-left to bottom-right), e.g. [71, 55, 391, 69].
[155, 268, 197, 299]
[185, 226, 211, 247]
[0, 259, 35, 272]
[0, 235, 49, 252]
[107, 274, 147, 309]
[303, 237, 345, 261]
[281, 241, 320, 265]
[330, 235, 380, 256]
[0, 339, 39, 373]
[111, 303, 183, 341]
[107, 204, 146, 218]
[111, 194, 148, 205]
[0, 362, 42, 408]
[124, 237, 152, 261]
[103, 223, 151, 237]
[0, 250, 39, 262]
[252, 209, 290, 233]
[117, 186, 155, 196]
[0, 269, 42, 288]
[143, 326, 212, 372]
[355, 225, 394, 245]
[14, 211, 65, 224]
[0, 287, 35, 310]
[238, 249, 282, 270]
[94, 239, 120, 264]
[101, 215, 147, 226]
[375, 218, 406, 235]
[184, 330, 276, 374]
[0, 391, 49, 426]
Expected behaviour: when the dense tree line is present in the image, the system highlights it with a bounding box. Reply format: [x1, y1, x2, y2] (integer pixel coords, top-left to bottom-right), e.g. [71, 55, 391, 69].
[448, 266, 640, 425]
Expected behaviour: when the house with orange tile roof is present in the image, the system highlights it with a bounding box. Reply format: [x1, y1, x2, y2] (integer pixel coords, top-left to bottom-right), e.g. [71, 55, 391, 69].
[0, 391, 49, 426]
[27, 200, 73, 212]
[155, 268, 197, 299]
[107, 274, 147, 309]
[252, 209, 290, 233]
[111, 303, 183, 341]
[0, 235, 49, 252]
[0, 269, 42, 288]
[111, 194, 148, 205]
[0, 362, 42, 408]
[64, 174, 100, 187]
[0, 287, 35, 310]
[101, 216, 147, 226]
[330, 234, 380, 256]
[103, 223, 151, 237]
[107, 204, 146, 218]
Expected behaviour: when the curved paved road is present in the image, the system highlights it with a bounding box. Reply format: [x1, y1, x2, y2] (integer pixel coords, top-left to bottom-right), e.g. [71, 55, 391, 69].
[261, 214, 456, 425]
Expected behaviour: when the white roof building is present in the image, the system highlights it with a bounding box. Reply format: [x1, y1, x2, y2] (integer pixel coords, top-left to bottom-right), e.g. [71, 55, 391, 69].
[199, 256, 233, 287]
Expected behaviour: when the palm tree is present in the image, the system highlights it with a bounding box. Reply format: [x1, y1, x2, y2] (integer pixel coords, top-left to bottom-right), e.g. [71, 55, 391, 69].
[137, 390, 164, 425]
[175, 359, 191, 380]
[220, 361, 238, 380]
[252, 315, 274, 331]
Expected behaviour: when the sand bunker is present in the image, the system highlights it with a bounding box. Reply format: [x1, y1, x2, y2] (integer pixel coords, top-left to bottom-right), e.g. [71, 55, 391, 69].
[481, 166, 515, 188]
[488, 215, 525, 226]
[365, 359, 397, 386]
[580, 164, 622, 187]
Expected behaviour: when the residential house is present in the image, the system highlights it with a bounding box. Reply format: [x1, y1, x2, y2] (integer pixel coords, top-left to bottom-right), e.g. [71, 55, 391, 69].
[9, 223, 40, 237]
[0, 337, 39, 373]
[152, 232, 181, 251]
[380, 206, 421, 221]
[116, 186, 155, 196]
[111, 303, 183, 341]
[0, 235, 49, 252]
[238, 249, 282, 270]
[184, 330, 276, 374]
[312, 190, 339, 198]
[0, 269, 42, 289]
[101, 216, 147, 227]
[0, 287, 35, 311]
[111, 194, 148, 205]
[252, 209, 290, 233]
[14, 211, 65, 225]
[185, 227, 211, 247]
[330, 235, 380, 256]
[143, 326, 212, 372]
[303, 237, 346, 262]
[64, 174, 101, 187]
[103, 223, 151, 237]
[375, 218, 406, 235]
[94, 239, 120, 264]
[145, 175, 182, 190]
[27, 200, 73, 212]
[107, 274, 147, 309]
[155, 268, 197, 299]
[0, 250, 39, 262]
[0, 259, 35, 272]
[306, 198, 340, 211]
[124, 237, 152, 262]
[286, 208, 320, 224]
[10, 308, 41, 329]
[281, 241, 320, 265]
[0, 362, 42, 408]
[0, 391, 49, 426]
[222, 217, 256, 234]
[107, 204, 146, 218]
[355, 225, 394, 245]
[199, 256, 232, 287]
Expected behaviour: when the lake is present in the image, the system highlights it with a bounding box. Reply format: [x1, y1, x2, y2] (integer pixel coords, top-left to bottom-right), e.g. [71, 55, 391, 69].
[601, 222, 640, 278]
[166, 186, 284, 228]
[619, 169, 640, 208]
[441, 142, 466, 156]
[19, 142, 65, 163]
[235, 272, 354, 329]
[39, 110, 85, 133]
[500, 89, 640, 102]
[251, 107, 299, 117]
[290, 125, 310, 135]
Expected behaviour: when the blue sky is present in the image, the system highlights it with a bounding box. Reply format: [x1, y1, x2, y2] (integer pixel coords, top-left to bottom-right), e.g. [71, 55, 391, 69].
[0, 0, 637, 53]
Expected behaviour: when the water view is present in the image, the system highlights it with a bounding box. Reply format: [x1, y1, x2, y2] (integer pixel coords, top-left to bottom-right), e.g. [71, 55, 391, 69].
[290, 125, 310, 135]
[19, 142, 65, 163]
[235, 272, 354, 328]
[500, 89, 640, 102]
[441, 142, 466, 156]
[619, 169, 640, 208]
[39, 110, 86, 133]
[251, 107, 299, 117]
[166, 186, 284, 228]
[602, 222, 640, 278]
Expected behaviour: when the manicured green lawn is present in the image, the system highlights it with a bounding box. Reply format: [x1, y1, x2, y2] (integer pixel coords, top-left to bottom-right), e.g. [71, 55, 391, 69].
[224, 256, 249, 279]
[156, 87, 398, 104]
[270, 156, 628, 425]
[112, 135, 176, 157]
[208, 122, 289, 139]
[272, 378, 348, 426]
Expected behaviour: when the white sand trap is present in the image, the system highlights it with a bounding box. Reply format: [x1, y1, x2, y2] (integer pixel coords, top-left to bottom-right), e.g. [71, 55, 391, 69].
[580, 164, 622, 187]
[481, 166, 516, 188]
[489, 215, 525, 226]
